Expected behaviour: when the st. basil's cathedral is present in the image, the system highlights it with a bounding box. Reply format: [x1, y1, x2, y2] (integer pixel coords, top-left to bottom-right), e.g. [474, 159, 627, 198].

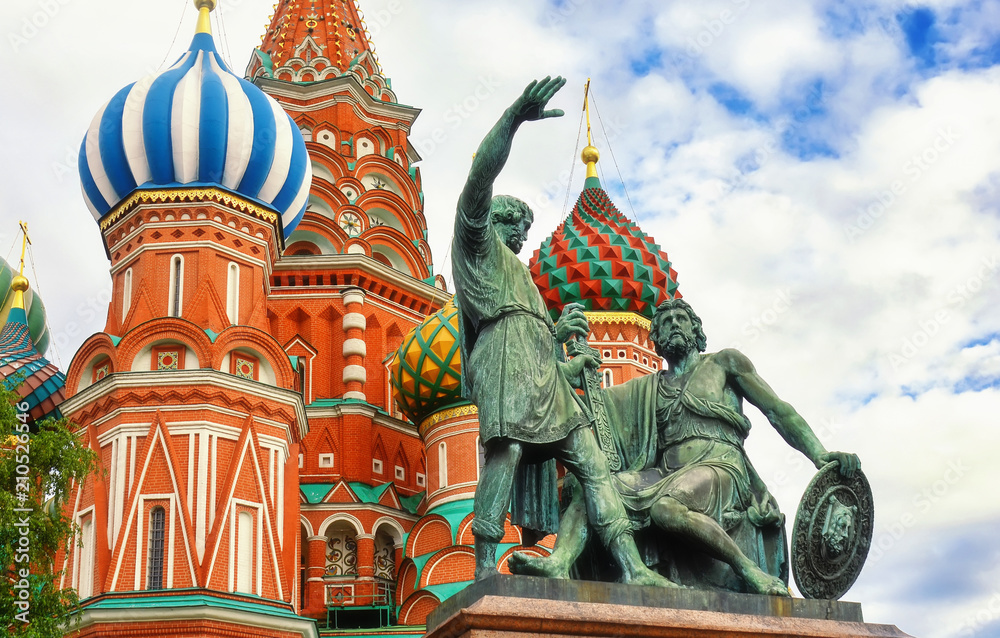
[0, 1, 681, 636]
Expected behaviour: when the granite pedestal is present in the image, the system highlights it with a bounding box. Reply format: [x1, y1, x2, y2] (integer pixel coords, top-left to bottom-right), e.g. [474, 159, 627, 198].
[424, 575, 912, 638]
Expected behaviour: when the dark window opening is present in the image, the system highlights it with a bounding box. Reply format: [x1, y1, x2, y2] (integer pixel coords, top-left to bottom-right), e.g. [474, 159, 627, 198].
[147, 506, 165, 590]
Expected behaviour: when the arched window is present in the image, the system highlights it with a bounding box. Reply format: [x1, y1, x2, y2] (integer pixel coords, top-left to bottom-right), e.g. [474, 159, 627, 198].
[122, 268, 133, 322]
[602, 369, 614, 389]
[167, 254, 184, 317]
[438, 442, 448, 489]
[236, 511, 253, 593]
[226, 262, 239, 325]
[374, 529, 396, 583]
[325, 524, 358, 577]
[77, 516, 94, 599]
[147, 506, 165, 590]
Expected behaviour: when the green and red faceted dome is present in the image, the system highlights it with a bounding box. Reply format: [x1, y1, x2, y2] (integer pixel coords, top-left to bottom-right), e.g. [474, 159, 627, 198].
[529, 184, 680, 321]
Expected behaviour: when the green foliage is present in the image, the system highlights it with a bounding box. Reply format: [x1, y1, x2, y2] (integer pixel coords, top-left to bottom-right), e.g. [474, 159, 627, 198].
[0, 386, 96, 637]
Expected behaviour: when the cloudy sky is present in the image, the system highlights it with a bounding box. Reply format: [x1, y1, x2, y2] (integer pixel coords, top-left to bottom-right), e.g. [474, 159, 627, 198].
[2, 0, 999, 635]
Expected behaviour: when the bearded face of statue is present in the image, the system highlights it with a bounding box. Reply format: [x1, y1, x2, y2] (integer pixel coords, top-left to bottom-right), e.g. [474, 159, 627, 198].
[490, 195, 534, 255]
[654, 308, 698, 363]
[652, 300, 708, 361]
[496, 217, 531, 254]
[664, 327, 696, 361]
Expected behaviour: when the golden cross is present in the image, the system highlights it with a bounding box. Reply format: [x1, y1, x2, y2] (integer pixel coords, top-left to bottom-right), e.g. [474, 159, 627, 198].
[18, 221, 31, 277]
[583, 78, 593, 147]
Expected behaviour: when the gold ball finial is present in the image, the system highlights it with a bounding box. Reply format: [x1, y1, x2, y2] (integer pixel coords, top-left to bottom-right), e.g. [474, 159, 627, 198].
[194, 0, 217, 10]
[581, 145, 600, 165]
[11, 275, 29, 293]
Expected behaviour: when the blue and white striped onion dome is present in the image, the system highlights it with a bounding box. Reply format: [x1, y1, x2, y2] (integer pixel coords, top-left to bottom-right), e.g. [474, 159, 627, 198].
[78, 32, 311, 238]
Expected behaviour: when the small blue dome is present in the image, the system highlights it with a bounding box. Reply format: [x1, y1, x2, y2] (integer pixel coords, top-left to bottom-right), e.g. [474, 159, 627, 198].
[79, 32, 311, 237]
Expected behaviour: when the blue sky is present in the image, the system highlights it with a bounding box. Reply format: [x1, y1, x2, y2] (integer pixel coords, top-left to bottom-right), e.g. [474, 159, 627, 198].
[1, 1, 999, 636]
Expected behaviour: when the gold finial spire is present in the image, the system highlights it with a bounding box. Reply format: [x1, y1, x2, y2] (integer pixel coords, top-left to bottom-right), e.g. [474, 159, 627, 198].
[11, 221, 31, 310]
[194, 0, 217, 35]
[581, 78, 600, 182]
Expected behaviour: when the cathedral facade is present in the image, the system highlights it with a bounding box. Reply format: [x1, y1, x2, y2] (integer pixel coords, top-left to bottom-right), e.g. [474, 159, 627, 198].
[0, 2, 680, 636]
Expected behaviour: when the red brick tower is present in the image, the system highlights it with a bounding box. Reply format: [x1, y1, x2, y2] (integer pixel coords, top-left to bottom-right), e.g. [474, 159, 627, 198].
[246, 0, 448, 626]
[60, 2, 314, 636]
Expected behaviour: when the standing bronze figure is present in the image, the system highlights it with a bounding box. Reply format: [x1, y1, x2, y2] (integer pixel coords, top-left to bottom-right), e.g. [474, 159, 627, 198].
[452, 76, 675, 587]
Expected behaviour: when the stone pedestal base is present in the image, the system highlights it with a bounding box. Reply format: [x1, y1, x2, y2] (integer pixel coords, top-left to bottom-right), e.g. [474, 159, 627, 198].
[425, 575, 913, 638]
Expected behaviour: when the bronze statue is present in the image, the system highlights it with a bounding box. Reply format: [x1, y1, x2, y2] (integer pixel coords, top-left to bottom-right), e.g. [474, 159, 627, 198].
[511, 299, 862, 596]
[451, 77, 676, 587]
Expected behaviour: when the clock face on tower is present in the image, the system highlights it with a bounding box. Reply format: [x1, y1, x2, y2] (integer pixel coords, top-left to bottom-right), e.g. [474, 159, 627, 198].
[339, 212, 363, 237]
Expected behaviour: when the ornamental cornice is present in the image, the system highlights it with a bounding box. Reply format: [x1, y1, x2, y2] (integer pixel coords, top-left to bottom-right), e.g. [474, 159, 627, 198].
[99, 187, 279, 233]
[418, 403, 478, 437]
[255, 76, 420, 127]
[584, 311, 651, 330]
[299, 501, 419, 522]
[274, 253, 451, 307]
[62, 369, 308, 440]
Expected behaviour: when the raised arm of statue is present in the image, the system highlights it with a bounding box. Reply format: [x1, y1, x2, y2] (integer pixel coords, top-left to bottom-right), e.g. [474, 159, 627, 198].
[455, 76, 567, 245]
[720, 348, 861, 477]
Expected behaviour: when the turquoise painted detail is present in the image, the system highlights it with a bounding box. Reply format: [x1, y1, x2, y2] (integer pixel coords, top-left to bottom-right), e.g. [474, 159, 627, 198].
[423, 499, 474, 545]
[301, 483, 336, 504]
[421, 581, 472, 602]
[306, 398, 394, 419]
[399, 491, 423, 515]
[348, 481, 393, 504]
[253, 49, 275, 77]
[81, 591, 306, 620]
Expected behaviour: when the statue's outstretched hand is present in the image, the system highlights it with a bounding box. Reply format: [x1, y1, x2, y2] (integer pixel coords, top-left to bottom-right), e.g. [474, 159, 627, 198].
[817, 451, 861, 478]
[511, 76, 567, 123]
[556, 302, 589, 344]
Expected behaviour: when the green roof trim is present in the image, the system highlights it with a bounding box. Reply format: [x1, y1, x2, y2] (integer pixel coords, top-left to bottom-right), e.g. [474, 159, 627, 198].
[423, 499, 474, 543]
[301, 483, 336, 504]
[318, 628, 424, 637]
[253, 49, 275, 77]
[306, 398, 394, 419]
[109, 335, 122, 346]
[81, 591, 305, 620]
[421, 581, 472, 602]
[347, 481, 393, 504]
[399, 491, 423, 515]
[407, 551, 434, 572]
[204, 329, 220, 343]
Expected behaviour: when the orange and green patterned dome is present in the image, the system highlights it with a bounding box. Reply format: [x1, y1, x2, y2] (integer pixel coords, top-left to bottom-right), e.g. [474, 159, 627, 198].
[529, 183, 680, 321]
[390, 299, 464, 425]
